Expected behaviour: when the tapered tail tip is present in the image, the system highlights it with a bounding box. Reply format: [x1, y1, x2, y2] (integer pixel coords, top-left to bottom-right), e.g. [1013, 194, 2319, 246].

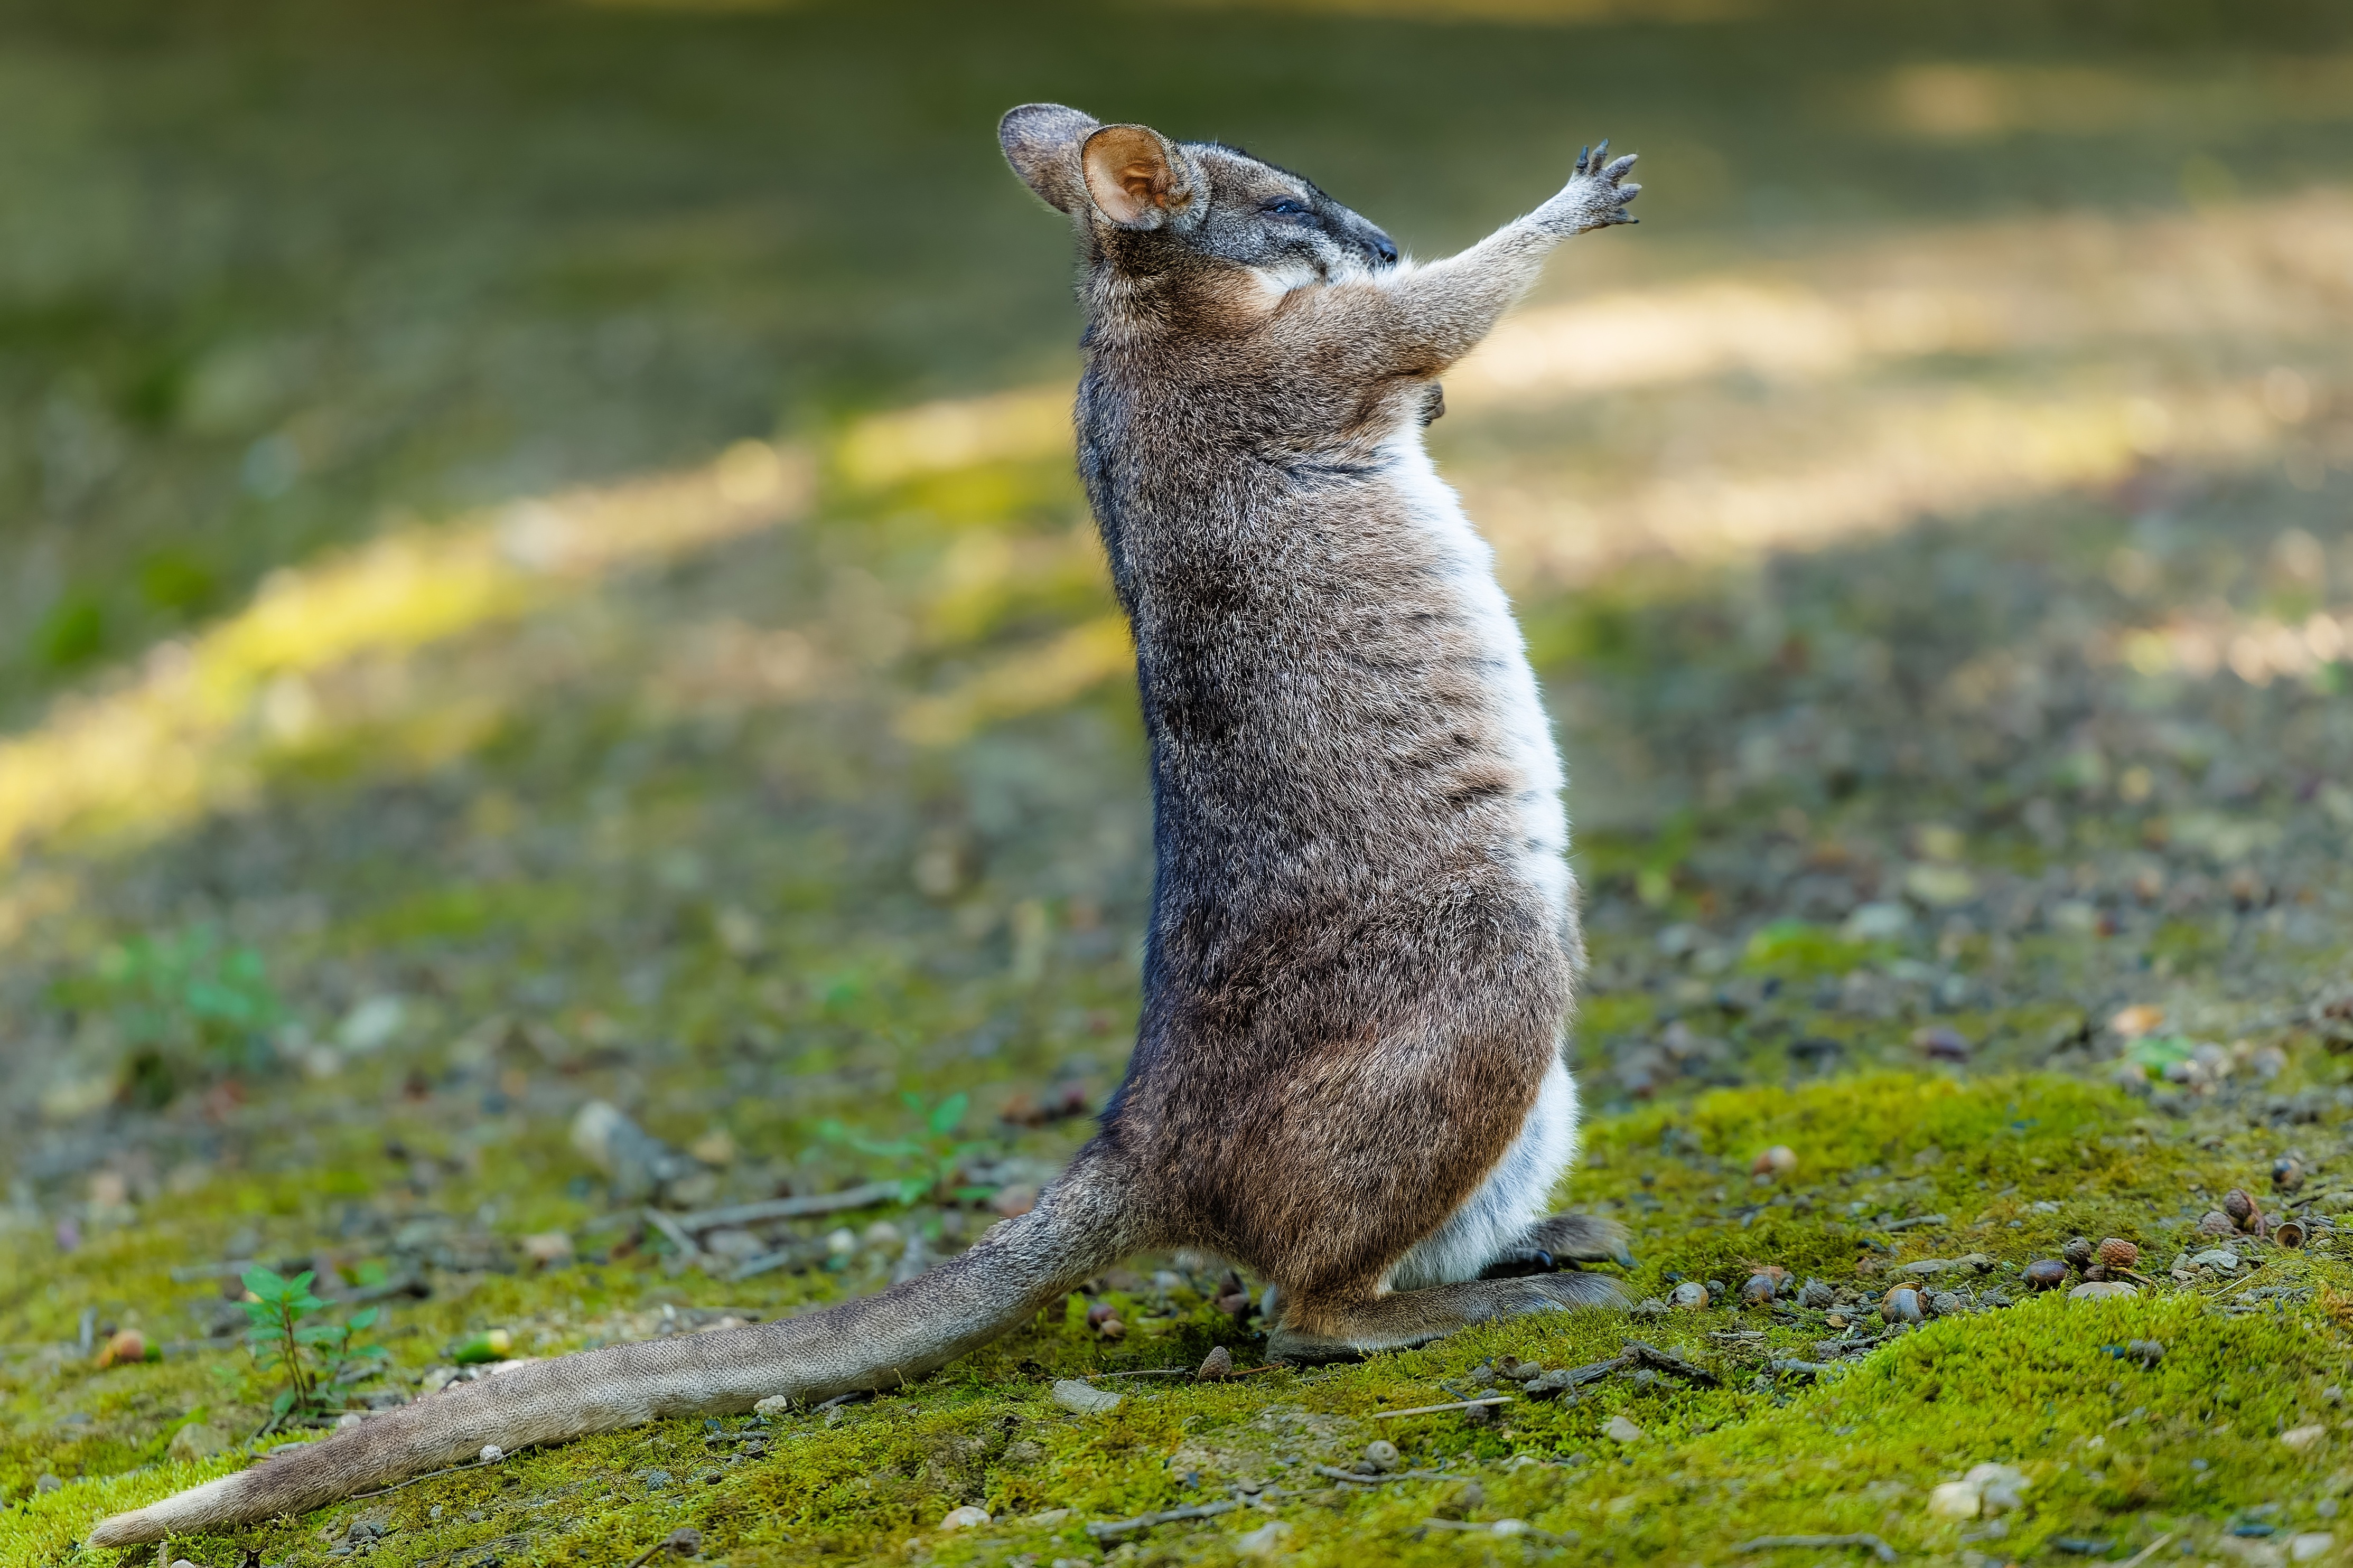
[87, 1471, 252, 1546]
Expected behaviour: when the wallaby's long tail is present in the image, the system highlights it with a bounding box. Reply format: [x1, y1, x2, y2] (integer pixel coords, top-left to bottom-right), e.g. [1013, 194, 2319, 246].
[88, 1160, 1133, 1547]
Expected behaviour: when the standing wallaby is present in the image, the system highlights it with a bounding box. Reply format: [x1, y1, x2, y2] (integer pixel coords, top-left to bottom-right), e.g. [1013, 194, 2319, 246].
[89, 105, 1640, 1547]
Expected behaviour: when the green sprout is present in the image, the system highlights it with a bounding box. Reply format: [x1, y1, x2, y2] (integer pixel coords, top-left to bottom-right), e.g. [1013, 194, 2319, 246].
[818, 1091, 995, 1205]
[64, 926, 285, 1104]
[241, 1266, 387, 1431]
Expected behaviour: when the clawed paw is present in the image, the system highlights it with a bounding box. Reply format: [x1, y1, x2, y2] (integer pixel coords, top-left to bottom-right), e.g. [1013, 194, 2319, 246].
[1558, 137, 1640, 231]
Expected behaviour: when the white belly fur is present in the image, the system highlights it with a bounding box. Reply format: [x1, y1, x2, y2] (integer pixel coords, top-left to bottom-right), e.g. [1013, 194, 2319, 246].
[1389, 1056, 1581, 1289]
[1382, 428, 1582, 1290]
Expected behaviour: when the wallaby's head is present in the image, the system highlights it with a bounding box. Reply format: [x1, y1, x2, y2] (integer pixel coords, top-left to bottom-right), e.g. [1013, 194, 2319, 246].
[1000, 104, 1399, 283]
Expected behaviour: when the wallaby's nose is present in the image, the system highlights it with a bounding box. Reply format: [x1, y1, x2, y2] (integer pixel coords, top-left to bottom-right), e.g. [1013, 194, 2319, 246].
[1368, 230, 1399, 266]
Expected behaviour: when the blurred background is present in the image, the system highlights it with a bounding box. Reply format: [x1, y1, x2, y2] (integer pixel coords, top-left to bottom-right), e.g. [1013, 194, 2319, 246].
[3, 0, 2353, 1302]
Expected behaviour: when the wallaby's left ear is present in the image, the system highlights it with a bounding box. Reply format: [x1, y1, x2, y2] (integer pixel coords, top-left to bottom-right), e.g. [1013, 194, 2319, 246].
[1081, 124, 1202, 230]
[1000, 104, 1101, 214]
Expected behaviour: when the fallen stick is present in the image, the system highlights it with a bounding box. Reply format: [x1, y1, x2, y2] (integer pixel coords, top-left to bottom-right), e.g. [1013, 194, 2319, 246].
[1623, 1340, 1722, 1386]
[1371, 1396, 1511, 1420]
[672, 1182, 904, 1233]
[1086, 1498, 1241, 1541]
[1420, 1519, 1566, 1544]
[1312, 1464, 1456, 1485]
[1735, 1533, 1897, 1562]
[641, 1208, 699, 1257]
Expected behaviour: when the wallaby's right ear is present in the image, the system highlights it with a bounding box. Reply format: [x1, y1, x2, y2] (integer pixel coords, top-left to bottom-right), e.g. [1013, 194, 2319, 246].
[999, 103, 1101, 214]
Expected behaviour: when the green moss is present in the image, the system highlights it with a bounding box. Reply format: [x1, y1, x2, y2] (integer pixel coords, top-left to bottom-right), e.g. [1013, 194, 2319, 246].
[8, 1070, 2347, 1566]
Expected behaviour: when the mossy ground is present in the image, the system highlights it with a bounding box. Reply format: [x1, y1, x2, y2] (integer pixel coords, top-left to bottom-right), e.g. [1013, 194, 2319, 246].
[8, 1, 2353, 1564]
[7, 1074, 2353, 1567]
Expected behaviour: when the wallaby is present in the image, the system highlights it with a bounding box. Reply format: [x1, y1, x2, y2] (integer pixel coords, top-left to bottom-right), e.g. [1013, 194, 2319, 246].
[90, 104, 1641, 1547]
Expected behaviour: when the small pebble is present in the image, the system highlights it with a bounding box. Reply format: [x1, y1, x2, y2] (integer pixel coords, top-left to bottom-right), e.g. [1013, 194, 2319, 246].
[1604, 1415, 1644, 1443]
[2023, 1259, 2070, 1291]
[2281, 1424, 2329, 1451]
[479, 1444, 504, 1463]
[1881, 1287, 1924, 1325]
[1752, 1146, 1798, 1179]
[1364, 1440, 1400, 1471]
[2125, 1339, 2165, 1367]
[1929, 1291, 1965, 1317]
[939, 1505, 991, 1530]
[2224, 1188, 2261, 1231]
[1741, 1274, 1779, 1307]
[2291, 1534, 2336, 1562]
[2068, 1281, 2138, 1301]
[1670, 1281, 1710, 1310]
[1927, 1481, 1980, 1520]
[1051, 1378, 1121, 1415]
[2096, 1237, 2139, 1269]
[2198, 1210, 2238, 1237]
[1913, 1024, 1971, 1062]
[662, 1527, 702, 1558]
[1797, 1279, 1836, 1309]
[2275, 1157, 2308, 1193]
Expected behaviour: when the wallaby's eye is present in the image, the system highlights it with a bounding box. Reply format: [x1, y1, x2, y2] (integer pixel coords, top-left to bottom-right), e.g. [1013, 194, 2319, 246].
[1262, 197, 1311, 220]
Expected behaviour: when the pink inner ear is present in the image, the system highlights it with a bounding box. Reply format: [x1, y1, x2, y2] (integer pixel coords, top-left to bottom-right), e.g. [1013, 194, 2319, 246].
[1084, 128, 1178, 226]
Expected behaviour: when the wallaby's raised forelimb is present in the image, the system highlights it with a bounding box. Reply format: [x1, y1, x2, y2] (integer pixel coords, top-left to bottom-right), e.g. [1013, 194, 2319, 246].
[91, 104, 1640, 1548]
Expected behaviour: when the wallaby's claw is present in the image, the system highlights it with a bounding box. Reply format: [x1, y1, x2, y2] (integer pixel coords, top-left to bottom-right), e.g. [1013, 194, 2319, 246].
[1556, 136, 1639, 231]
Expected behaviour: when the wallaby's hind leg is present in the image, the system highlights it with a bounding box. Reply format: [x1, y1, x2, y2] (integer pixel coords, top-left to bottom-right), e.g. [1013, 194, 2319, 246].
[1266, 1271, 1624, 1364]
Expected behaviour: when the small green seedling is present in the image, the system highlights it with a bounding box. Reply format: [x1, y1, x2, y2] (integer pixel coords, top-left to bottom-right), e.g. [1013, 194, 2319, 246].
[819, 1091, 996, 1205]
[241, 1266, 387, 1431]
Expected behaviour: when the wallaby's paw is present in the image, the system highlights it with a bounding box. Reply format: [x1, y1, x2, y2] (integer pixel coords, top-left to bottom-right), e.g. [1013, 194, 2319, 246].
[1549, 139, 1640, 232]
[1519, 1210, 1636, 1270]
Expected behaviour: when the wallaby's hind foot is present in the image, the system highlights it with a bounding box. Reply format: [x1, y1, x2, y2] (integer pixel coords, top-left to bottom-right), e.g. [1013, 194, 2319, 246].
[1265, 1272, 1625, 1365]
[1520, 1212, 1635, 1269]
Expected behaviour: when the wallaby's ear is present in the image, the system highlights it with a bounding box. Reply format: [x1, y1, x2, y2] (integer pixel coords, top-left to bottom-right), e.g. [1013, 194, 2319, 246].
[999, 103, 1101, 214]
[1081, 124, 1200, 230]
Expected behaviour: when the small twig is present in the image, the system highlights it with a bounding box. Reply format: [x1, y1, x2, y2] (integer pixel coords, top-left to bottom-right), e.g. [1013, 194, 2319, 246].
[1882, 1215, 1949, 1233]
[641, 1208, 699, 1257]
[1623, 1340, 1722, 1387]
[813, 1389, 872, 1412]
[1371, 1396, 1512, 1420]
[1419, 1519, 1566, 1544]
[1086, 1498, 1241, 1541]
[1094, 1367, 1190, 1378]
[1313, 1464, 1456, 1485]
[672, 1182, 904, 1233]
[622, 1528, 703, 1568]
[348, 1452, 506, 1501]
[1735, 1533, 1897, 1562]
[2117, 1533, 2177, 1568]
